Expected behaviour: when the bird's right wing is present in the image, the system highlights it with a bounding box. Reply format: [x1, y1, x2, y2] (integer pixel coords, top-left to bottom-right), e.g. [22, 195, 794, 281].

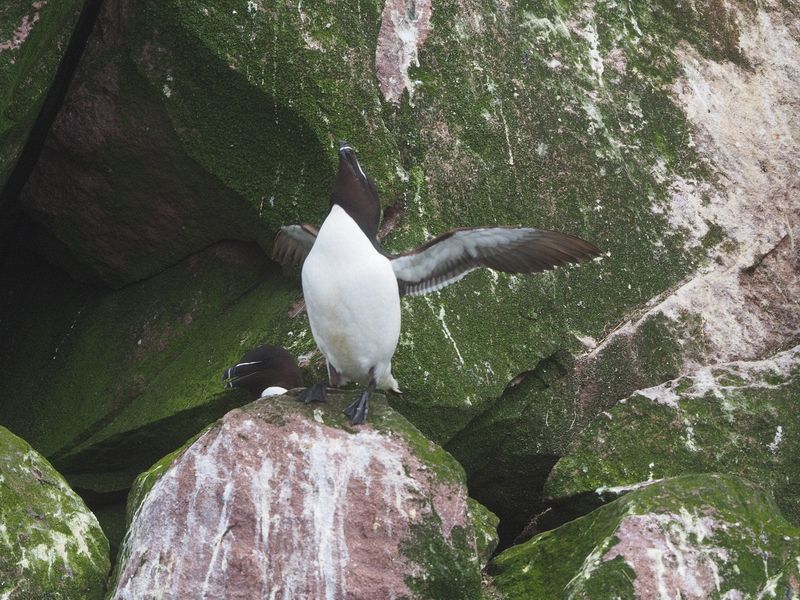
[271, 224, 319, 267]
[390, 226, 601, 296]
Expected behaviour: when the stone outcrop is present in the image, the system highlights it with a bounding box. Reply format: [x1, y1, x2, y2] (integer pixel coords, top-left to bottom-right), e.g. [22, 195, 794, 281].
[0, 426, 109, 599]
[0, 0, 87, 247]
[0, 0, 798, 585]
[540, 345, 800, 533]
[444, 0, 800, 542]
[110, 393, 485, 599]
[490, 474, 800, 599]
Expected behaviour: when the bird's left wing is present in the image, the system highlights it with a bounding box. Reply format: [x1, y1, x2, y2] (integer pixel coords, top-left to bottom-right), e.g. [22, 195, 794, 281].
[390, 226, 601, 296]
[271, 224, 318, 267]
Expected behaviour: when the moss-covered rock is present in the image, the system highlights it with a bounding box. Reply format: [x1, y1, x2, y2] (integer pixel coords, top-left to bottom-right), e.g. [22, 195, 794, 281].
[468, 498, 500, 569]
[10, 0, 798, 561]
[490, 474, 800, 599]
[0, 236, 295, 489]
[0, 426, 109, 599]
[19, 0, 721, 437]
[113, 392, 485, 599]
[543, 345, 800, 527]
[0, 0, 84, 189]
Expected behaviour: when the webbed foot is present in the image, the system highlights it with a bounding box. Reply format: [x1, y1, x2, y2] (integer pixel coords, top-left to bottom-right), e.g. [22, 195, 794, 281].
[297, 381, 328, 404]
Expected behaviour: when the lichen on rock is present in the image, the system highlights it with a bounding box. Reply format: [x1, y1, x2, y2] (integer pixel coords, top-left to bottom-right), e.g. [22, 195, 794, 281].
[545, 345, 800, 527]
[490, 474, 800, 599]
[0, 426, 109, 599]
[111, 393, 486, 599]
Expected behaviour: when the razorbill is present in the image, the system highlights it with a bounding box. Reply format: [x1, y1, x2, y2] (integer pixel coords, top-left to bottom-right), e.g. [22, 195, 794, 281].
[222, 345, 303, 398]
[272, 141, 601, 424]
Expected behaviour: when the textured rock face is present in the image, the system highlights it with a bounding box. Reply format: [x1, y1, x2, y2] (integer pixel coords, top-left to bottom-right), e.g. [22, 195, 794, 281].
[543, 345, 800, 528]
[490, 474, 800, 599]
[0, 0, 85, 249]
[445, 0, 800, 540]
[3, 0, 798, 572]
[0, 426, 110, 599]
[0, 238, 293, 495]
[0, 0, 84, 188]
[111, 394, 483, 599]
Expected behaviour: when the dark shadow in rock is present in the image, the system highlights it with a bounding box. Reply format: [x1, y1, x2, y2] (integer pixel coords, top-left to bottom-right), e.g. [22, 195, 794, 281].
[55, 387, 250, 480]
[1, 0, 105, 248]
[445, 352, 571, 552]
[19, 0, 331, 287]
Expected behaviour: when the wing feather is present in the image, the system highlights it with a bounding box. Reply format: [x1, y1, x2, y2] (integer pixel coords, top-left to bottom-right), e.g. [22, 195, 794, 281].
[271, 224, 318, 267]
[391, 227, 601, 297]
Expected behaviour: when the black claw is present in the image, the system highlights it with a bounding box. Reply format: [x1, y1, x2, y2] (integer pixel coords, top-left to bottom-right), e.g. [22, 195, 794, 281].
[343, 391, 369, 425]
[297, 382, 327, 404]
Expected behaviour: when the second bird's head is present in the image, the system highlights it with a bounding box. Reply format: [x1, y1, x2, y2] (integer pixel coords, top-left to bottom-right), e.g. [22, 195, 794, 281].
[331, 140, 381, 240]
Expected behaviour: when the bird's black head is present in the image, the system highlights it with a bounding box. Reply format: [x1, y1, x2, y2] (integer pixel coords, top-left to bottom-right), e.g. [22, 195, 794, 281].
[330, 140, 381, 241]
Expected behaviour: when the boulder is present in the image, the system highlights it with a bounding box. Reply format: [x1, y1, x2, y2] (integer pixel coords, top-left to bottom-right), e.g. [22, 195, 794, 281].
[0, 425, 109, 599]
[541, 345, 800, 530]
[490, 474, 800, 599]
[0, 236, 295, 488]
[110, 392, 486, 599]
[444, 0, 800, 541]
[0, 0, 85, 196]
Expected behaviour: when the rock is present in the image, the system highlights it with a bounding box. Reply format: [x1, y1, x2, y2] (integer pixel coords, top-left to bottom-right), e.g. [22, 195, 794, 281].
[489, 474, 800, 599]
[468, 498, 500, 569]
[0, 236, 295, 486]
[542, 345, 800, 530]
[443, 0, 800, 543]
[18, 0, 396, 287]
[18, 0, 724, 449]
[0, 0, 85, 198]
[110, 392, 486, 599]
[0, 425, 110, 599]
[7, 0, 799, 560]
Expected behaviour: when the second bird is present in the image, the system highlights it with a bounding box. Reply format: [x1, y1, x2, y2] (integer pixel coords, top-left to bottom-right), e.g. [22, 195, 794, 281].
[273, 141, 601, 425]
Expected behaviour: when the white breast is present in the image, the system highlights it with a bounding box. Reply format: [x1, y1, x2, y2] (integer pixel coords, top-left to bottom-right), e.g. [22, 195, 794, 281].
[301, 205, 401, 389]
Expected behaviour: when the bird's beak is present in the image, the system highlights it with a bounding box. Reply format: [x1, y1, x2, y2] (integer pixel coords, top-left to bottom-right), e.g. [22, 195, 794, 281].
[338, 140, 367, 183]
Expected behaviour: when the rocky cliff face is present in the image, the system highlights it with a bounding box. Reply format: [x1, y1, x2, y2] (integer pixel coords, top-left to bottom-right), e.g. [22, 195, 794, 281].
[0, 0, 797, 595]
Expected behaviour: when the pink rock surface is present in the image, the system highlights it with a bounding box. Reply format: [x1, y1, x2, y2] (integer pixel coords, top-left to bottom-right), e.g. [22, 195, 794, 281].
[375, 0, 433, 105]
[111, 403, 475, 599]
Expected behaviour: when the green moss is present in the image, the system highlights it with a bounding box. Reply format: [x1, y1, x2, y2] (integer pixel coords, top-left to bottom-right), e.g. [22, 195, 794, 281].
[374, 0, 713, 444]
[401, 520, 482, 600]
[545, 356, 800, 525]
[491, 474, 800, 598]
[0, 240, 301, 482]
[702, 221, 726, 249]
[137, 0, 403, 222]
[0, 0, 84, 186]
[125, 426, 208, 524]
[0, 426, 110, 599]
[468, 498, 500, 568]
